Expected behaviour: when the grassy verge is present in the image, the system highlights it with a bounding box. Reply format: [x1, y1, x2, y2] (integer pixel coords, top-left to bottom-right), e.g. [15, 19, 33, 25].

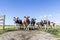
[0, 25, 15, 34]
[0, 25, 39, 34]
[42, 26, 60, 37]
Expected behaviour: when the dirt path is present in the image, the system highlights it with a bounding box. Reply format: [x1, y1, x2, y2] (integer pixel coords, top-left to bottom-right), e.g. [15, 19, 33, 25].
[0, 30, 60, 40]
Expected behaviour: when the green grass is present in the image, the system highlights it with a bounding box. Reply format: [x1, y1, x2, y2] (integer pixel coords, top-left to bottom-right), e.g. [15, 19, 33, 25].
[42, 26, 60, 37]
[0, 25, 15, 34]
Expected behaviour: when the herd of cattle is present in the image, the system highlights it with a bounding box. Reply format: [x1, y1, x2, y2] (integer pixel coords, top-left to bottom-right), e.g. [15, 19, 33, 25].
[13, 16, 55, 30]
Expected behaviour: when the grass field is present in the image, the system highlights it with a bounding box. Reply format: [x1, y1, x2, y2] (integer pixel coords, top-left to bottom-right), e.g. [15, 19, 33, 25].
[0, 25, 60, 37]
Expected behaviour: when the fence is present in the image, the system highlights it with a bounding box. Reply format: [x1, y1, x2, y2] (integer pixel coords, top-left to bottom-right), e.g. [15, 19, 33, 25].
[0, 15, 5, 30]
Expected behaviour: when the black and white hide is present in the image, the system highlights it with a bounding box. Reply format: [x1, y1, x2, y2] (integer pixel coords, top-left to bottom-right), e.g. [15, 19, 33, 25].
[31, 18, 36, 26]
[13, 17, 23, 30]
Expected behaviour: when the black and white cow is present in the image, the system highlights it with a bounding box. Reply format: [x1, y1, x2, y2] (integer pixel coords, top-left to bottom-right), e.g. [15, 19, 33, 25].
[13, 17, 23, 29]
[31, 18, 36, 26]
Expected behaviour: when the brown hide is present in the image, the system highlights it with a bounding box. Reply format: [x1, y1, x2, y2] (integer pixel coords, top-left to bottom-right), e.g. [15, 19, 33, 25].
[23, 16, 30, 26]
[36, 22, 40, 27]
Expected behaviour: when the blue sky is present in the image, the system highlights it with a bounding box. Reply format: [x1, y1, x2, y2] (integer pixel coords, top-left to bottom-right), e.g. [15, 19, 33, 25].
[0, 0, 60, 25]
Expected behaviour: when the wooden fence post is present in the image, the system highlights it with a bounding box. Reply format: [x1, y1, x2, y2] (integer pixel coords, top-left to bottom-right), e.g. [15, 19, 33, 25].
[0, 15, 5, 30]
[2, 15, 5, 30]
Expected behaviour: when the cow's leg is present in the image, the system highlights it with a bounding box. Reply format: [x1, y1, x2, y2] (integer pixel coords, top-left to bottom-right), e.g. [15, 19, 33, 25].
[15, 23, 16, 27]
[17, 24, 20, 30]
[52, 25, 53, 28]
[19, 24, 22, 30]
[31, 23, 32, 26]
[32, 24, 34, 29]
[50, 25, 53, 29]
[33, 23, 34, 25]
[24, 25, 26, 29]
[26, 26, 27, 30]
[44, 24, 47, 30]
[15, 23, 19, 30]
[15, 23, 17, 30]
[27, 25, 29, 30]
[24, 25, 28, 30]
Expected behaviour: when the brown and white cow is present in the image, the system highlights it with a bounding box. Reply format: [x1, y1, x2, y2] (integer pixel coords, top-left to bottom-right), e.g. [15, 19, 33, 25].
[50, 22, 55, 28]
[23, 16, 30, 30]
[36, 22, 40, 27]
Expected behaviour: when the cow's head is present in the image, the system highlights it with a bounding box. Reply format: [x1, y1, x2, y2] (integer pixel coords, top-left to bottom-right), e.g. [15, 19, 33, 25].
[24, 16, 30, 19]
[13, 17, 19, 21]
[14, 17, 19, 19]
[32, 18, 36, 20]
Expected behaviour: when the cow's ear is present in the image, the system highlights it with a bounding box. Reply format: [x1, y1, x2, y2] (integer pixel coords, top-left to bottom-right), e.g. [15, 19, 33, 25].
[24, 16, 26, 18]
[35, 18, 36, 20]
[28, 16, 30, 18]
[14, 17, 15, 18]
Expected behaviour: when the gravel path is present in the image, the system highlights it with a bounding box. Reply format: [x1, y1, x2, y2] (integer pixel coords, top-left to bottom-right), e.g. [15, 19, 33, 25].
[0, 30, 60, 40]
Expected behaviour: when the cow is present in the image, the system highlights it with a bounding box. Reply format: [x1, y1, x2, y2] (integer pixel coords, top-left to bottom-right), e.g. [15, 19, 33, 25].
[38, 20, 50, 30]
[50, 22, 55, 28]
[13, 17, 23, 30]
[36, 22, 45, 30]
[40, 20, 44, 26]
[31, 18, 36, 26]
[43, 20, 56, 29]
[43, 20, 51, 29]
[23, 16, 30, 30]
[36, 22, 40, 28]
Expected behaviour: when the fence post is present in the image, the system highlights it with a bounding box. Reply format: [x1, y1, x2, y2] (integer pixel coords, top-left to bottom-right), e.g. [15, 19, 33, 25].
[2, 15, 5, 30]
